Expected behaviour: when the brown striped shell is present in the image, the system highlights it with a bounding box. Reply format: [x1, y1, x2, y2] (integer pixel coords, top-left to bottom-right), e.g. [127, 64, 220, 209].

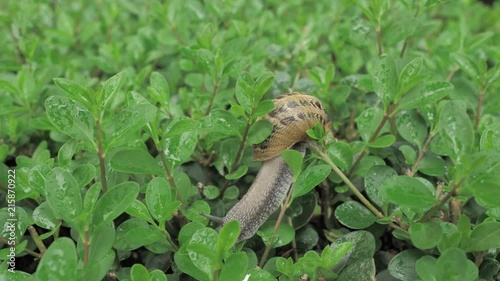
[253, 92, 327, 161]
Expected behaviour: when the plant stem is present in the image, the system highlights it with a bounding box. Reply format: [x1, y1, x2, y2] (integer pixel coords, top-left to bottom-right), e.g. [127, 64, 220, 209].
[259, 182, 296, 268]
[311, 142, 405, 232]
[96, 119, 108, 192]
[474, 87, 485, 131]
[446, 65, 459, 82]
[409, 132, 434, 177]
[288, 217, 299, 262]
[163, 229, 179, 251]
[205, 79, 219, 116]
[420, 180, 463, 222]
[83, 229, 90, 267]
[376, 25, 383, 56]
[220, 116, 252, 195]
[159, 152, 181, 201]
[28, 225, 47, 254]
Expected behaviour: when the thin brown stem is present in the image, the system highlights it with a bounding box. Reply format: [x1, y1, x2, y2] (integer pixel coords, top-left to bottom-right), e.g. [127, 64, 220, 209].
[163, 229, 179, 251]
[474, 88, 485, 131]
[288, 217, 299, 262]
[311, 142, 405, 232]
[319, 182, 331, 227]
[96, 119, 108, 193]
[399, 40, 408, 58]
[205, 79, 220, 116]
[446, 65, 459, 82]
[0, 236, 42, 258]
[420, 180, 463, 222]
[28, 226, 47, 254]
[83, 230, 90, 267]
[376, 26, 383, 56]
[409, 132, 434, 177]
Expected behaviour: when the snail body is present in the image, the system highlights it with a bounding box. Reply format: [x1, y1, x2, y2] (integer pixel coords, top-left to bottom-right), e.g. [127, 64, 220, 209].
[208, 92, 327, 241]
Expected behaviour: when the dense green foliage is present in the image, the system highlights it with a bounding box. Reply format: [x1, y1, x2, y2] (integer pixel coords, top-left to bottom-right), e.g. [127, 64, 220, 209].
[1, 0, 500, 280]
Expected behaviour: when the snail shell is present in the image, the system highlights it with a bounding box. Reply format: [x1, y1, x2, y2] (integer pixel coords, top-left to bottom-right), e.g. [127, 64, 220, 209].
[253, 93, 328, 161]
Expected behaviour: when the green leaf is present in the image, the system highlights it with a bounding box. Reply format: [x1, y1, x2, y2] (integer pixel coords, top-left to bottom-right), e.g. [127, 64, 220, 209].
[92, 182, 139, 228]
[89, 224, 115, 261]
[36, 238, 77, 281]
[368, 134, 395, 148]
[463, 152, 500, 208]
[103, 104, 157, 151]
[248, 119, 273, 145]
[146, 177, 177, 222]
[463, 221, 500, 252]
[418, 155, 446, 176]
[486, 63, 500, 86]
[101, 71, 127, 109]
[388, 249, 425, 281]
[438, 101, 474, 164]
[126, 199, 155, 224]
[397, 57, 423, 98]
[219, 252, 248, 281]
[186, 243, 218, 279]
[165, 118, 201, 137]
[33, 202, 57, 229]
[293, 164, 331, 198]
[110, 149, 165, 176]
[45, 95, 95, 151]
[254, 72, 275, 103]
[253, 99, 275, 117]
[435, 248, 478, 281]
[399, 144, 417, 164]
[114, 219, 164, 251]
[321, 242, 352, 268]
[451, 53, 480, 83]
[416, 255, 438, 281]
[53, 78, 90, 106]
[396, 110, 427, 148]
[281, 149, 303, 181]
[258, 221, 295, 248]
[236, 72, 254, 112]
[45, 168, 82, 225]
[396, 81, 453, 111]
[409, 221, 443, 249]
[480, 123, 500, 151]
[335, 201, 376, 229]
[148, 71, 170, 103]
[57, 139, 77, 167]
[246, 268, 277, 281]
[365, 165, 396, 208]
[372, 55, 398, 108]
[162, 125, 198, 170]
[131, 264, 149, 281]
[217, 220, 240, 258]
[225, 165, 248, 180]
[379, 176, 435, 209]
[202, 185, 220, 200]
[327, 141, 353, 170]
[209, 109, 242, 137]
[356, 107, 384, 142]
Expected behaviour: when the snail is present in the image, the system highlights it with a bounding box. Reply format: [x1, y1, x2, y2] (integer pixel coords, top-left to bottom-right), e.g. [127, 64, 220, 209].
[203, 92, 328, 242]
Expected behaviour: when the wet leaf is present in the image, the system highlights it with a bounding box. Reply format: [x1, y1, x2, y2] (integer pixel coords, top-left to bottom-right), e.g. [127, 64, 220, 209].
[36, 238, 77, 281]
[335, 201, 376, 229]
